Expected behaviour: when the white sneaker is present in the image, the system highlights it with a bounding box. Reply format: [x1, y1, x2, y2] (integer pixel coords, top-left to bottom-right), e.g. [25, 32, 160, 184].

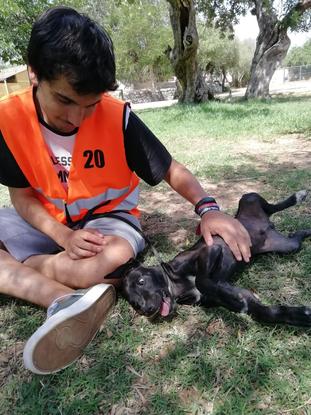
[23, 283, 115, 375]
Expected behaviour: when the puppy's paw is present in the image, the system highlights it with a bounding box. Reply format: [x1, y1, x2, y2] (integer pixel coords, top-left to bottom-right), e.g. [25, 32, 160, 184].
[295, 190, 308, 204]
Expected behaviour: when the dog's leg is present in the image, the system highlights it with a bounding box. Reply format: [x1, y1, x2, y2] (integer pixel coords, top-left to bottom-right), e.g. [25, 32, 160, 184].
[257, 228, 311, 254]
[257, 190, 307, 216]
[237, 190, 307, 220]
[262, 189, 311, 253]
[236, 191, 310, 255]
[200, 280, 311, 327]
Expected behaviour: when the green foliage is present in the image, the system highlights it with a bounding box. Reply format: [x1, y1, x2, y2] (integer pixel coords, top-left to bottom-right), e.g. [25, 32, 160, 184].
[197, 25, 254, 88]
[197, 0, 310, 39]
[285, 39, 311, 66]
[111, 0, 173, 83]
[196, 0, 249, 34]
[198, 25, 237, 74]
[0, 0, 83, 64]
[230, 38, 255, 87]
[81, 0, 173, 84]
[0, 0, 45, 63]
[282, 0, 311, 31]
[0, 0, 173, 83]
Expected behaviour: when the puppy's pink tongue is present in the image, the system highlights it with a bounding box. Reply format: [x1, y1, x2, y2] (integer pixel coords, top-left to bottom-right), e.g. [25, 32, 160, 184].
[160, 298, 170, 317]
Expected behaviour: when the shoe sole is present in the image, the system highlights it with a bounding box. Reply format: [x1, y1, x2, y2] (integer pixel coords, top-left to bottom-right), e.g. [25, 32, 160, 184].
[23, 283, 116, 375]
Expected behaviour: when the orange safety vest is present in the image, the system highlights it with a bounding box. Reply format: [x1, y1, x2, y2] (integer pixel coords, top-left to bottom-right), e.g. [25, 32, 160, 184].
[0, 87, 140, 224]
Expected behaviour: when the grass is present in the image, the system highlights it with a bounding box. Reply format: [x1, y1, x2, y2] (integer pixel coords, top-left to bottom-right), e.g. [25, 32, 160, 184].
[140, 95, 311, 141]
[1, 93, 311, 414]
[138, 95, 311, 182]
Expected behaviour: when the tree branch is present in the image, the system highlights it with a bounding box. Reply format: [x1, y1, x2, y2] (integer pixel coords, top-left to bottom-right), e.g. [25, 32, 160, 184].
[281, 0, 311, 29]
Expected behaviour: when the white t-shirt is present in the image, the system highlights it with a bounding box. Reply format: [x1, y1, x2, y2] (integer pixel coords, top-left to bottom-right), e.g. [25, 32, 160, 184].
[40, 124, 75, 191]
[40, 107, 131, 191]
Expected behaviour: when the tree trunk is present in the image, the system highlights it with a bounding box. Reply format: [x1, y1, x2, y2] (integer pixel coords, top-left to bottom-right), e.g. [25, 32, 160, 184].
[166, 0, 211, 103]
[245, 0, 311, 99]
[221, 68, 226, 92]
[245, 2, 290, 99]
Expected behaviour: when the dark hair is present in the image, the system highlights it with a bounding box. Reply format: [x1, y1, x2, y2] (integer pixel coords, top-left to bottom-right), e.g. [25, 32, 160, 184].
[27, 6, 118, 94]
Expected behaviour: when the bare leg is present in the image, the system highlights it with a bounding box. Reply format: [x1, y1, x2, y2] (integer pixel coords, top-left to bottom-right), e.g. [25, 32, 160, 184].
[0, 249, 73, 308]
[24, 235, 134, 288]
[0, 246, 118, 375]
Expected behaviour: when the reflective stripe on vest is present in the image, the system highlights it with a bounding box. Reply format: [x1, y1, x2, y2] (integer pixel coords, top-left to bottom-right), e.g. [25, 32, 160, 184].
[35, 186, 139, 217]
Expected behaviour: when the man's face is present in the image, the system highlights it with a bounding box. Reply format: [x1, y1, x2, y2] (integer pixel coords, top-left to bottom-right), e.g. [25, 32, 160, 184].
[29, 69, 102, 134]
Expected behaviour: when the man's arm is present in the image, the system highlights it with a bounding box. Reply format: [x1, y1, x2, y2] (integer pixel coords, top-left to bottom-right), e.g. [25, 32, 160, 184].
[164, 159, 252, 262]
[0, 130, 30, 188]
[9, 187, 106, 259]
[124, 113, 251, 261]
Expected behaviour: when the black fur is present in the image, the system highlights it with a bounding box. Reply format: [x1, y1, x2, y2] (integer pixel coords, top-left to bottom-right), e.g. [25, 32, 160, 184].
[121, 191, 311, 327]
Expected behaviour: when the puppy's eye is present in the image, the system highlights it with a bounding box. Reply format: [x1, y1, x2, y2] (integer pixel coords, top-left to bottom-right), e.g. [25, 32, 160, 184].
[137, 278, 145, 286]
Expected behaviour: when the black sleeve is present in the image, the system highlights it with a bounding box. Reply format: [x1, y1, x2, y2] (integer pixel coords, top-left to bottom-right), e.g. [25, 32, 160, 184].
[124, 111, 172, 186]
[0, 130, 30, 188]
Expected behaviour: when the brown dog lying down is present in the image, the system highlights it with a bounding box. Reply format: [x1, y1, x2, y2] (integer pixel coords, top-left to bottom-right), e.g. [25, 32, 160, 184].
[117, 190, 311, 327]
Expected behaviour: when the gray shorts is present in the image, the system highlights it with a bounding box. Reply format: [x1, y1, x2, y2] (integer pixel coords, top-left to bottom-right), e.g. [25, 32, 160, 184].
[0, 208, 145, 262]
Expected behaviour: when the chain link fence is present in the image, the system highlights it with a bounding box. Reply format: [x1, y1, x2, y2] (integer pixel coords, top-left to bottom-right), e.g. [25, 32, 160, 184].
[282, 65, 311, 82]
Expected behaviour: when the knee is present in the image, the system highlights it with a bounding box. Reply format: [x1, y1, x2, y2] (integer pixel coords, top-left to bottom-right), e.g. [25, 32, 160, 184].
[54, 237, 135, 289]
[77, 265, 127, 289]
[76, 254, 133, 289]
[0, 246, 17, 263]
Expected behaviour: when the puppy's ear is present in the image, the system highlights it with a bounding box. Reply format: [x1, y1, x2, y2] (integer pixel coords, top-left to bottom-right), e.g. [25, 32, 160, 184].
[160, 262, 174, 278]
[104, 258, 140, 279]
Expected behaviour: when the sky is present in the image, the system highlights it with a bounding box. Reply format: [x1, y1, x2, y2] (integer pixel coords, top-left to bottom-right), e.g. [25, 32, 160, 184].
[234, 13, 311, 48]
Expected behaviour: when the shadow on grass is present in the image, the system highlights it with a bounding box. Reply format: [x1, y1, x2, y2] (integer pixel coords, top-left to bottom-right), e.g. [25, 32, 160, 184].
[140, 147, 311, 192]
[269, 94, 311, 104]
[9, 347, 147, 414]
[226, 94, 311, 105]
[139, 311, 311, 414]
[161, 102, 273, 122]
[139, 166, 311, 257]
[196, 152, 311, 184]
[1, 242, 311, 414]
[1, 147, 311, 414]
[0, 301, 191, 415]
[139, 93, 311, 121]
[199, 163, 311, 184]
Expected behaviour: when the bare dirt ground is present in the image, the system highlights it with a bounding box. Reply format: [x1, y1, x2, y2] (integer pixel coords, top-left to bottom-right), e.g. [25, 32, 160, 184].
[139, 133, 311, 248]
[134, 80, 311, 247]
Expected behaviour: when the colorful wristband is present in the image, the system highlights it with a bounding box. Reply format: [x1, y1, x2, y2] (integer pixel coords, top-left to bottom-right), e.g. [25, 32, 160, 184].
[197, 205, 220, 217]
[195, 197, 220, 217]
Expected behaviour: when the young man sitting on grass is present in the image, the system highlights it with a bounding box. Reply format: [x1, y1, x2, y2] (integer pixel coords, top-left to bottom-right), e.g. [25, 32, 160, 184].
[0, 6, 251, 375]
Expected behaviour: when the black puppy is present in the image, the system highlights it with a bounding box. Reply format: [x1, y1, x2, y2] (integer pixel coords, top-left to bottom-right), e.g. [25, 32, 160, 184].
[121, 190, 311, 327]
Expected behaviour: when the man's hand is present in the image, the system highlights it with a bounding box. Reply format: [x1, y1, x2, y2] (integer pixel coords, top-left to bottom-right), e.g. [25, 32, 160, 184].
[163, 159, 252, 261]
[8, 187, 108, 260]
[200, 211, 252, 262]
[62, 228, 107, 260]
